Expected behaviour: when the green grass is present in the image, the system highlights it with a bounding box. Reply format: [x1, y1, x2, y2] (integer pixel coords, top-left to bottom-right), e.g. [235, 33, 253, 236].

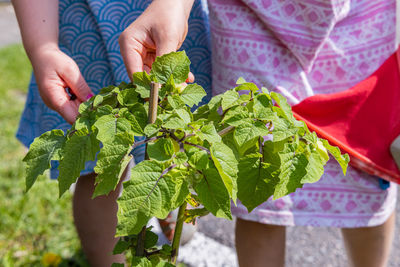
[0, 44, 86, 266]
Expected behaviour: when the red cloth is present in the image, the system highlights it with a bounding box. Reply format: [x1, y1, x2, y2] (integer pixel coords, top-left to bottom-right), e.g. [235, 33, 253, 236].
[292, 48, 400, 183]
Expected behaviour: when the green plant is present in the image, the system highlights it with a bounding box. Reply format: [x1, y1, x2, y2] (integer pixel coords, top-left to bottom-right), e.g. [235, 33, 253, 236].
[24, 51, 349, 266]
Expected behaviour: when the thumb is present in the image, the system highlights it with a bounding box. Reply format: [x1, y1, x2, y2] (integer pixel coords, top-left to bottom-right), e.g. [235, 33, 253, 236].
[61, 64, 93, 102]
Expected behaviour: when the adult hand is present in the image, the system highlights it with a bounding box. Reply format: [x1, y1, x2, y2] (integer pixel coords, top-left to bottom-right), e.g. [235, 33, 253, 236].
[119, 0, 195, 81]
[30, 45, 93, 124]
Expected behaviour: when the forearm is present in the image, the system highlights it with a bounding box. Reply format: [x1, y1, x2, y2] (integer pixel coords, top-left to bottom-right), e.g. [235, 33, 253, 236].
[152, 0, 194, 19]
[12, 0, 59, 60]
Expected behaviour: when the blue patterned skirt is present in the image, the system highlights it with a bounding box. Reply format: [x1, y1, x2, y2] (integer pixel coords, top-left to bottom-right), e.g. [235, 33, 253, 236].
[16, 0, 212, 178]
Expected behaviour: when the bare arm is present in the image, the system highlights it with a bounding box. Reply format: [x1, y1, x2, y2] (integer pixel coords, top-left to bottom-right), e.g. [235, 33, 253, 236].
[12, 0, 93, 124]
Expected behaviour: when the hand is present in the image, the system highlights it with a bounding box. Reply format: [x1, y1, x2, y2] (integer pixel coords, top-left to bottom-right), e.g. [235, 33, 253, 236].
[119, 0, 195, 81]
[30, 45, 93, 124]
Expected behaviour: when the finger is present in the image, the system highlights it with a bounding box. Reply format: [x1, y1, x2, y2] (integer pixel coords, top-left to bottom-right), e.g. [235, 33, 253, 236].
[40, 84, 79, 124]
[59, 101, 80, 124]
[119, 37, 145, 79]
[61, 67, 93, 102]
[186, 72, 195, 83]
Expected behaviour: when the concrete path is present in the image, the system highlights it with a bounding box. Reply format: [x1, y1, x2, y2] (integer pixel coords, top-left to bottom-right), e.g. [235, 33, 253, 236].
[2, 3, 400, 267]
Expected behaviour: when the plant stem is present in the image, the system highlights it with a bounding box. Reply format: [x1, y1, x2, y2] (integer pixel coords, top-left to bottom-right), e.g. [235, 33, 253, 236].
[218, 125, 234, 137]
[171, 202, 187, 264]
[136, 82, 161, 257]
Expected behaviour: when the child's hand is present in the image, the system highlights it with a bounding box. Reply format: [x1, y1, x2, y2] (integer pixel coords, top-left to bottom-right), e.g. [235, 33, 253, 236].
[119, 0, 194, 81]
[30, 46, 93, 124]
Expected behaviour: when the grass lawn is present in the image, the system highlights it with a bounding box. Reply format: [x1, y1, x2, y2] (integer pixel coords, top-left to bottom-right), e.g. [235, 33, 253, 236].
[0, 44, 87, 266]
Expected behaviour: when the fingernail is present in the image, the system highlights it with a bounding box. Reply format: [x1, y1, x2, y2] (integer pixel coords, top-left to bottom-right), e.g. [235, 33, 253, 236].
[86, 93, 94, 100]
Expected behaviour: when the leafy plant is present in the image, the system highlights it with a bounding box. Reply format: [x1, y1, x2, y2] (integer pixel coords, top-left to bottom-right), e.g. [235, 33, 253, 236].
[24, 51, 349, 266]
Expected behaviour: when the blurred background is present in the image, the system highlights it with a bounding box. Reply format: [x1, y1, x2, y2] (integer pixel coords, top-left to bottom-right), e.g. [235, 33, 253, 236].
[2, 1, 400, 267]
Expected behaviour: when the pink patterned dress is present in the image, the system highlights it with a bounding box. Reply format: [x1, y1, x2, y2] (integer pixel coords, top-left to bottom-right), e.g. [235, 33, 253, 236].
[208, 0, 398, 227]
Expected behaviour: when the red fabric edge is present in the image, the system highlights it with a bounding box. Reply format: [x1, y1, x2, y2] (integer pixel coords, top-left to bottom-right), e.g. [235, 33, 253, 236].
[293, 112, 400, 184]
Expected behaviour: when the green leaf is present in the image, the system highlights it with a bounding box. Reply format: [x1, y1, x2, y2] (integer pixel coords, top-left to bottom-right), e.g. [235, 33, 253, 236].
[198, 123, 221, 143]
[273, 143, 308, 199]
[270, 92, 297, 124]
[94, 114, 132, 143]
[222, 105, 250, 126]
[235, 78, 259, 92]
[113, 239, 130, 255]
[253, 94, 274, 120]
[167, 95, 185, 109]
[175, 108, 191, 124]
[221, 90, 239, 111]
[180, 83, 207, 107]
[320, 139, 349, 175]
[144, 229, 158, 249]
[162, 116, 186, 130]
[147, 138, 174, 161]
[23, 130, 66, 191]
[131, 257, 152, 267]
[117, 161, 184, 235]
[144, 124, 160, 137]
[117, 88, 139, 107]
[58, 129, 100, 196]
[237, 154, 280, 212]
[210, 142, 238, 201]
[128, 103, 148, 131]
[189, 150, 209, 170]
[132, 71, 152, 98]
[151, 51, 191, 84]
[119, 109, 145, 136]
[194, 164, 232, 219]
[92, 133, 134, 198]
[234, 121, 269, 154]
[300, 147, 325, 184]
[111, 263, 125, 267]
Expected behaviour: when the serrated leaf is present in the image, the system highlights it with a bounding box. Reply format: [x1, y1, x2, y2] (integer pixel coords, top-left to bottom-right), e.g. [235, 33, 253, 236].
[300, 147, 325, 184]
[273, 143, 308, 199]
[222, 105, 250, 126]
[128, 103, 148, 131]
[189, 150, 209, 170]
[221, 90, 239, 111]
[234, 121, 269, 153]
[119, 109, 145, 136]
[94, 114, 132, 143]
[167, 95, 185, 109]
[210, 142, 238, 201]
[117, 161, 183, 236]
[23, 130, 66, 191]
[180, 83, 207, 107]
[320, 139, 349, 175]
[147, 138, 174, 161]
[198, 123, 221, 143]
[174, 152, 188, 165]
[117, 88, 139, 107]
[92, 133, 134, 198]
[132, 71, 152, 98]
[162, 116, 186, 130]
[237, 154, 280, 212]
[253, 94, 274, 120]
[131, 257, 152, 267]
[175, 108, 191, 124]
[144, 124, 160, 137]
[151, 51, 191, 84]
[270, 92, 297, 124]
[58, 129, 100, 196]
[194, 164, 232, 219]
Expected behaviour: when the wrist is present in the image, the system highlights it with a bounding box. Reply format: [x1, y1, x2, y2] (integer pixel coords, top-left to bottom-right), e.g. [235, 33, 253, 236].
[25, 42, 60, 62]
